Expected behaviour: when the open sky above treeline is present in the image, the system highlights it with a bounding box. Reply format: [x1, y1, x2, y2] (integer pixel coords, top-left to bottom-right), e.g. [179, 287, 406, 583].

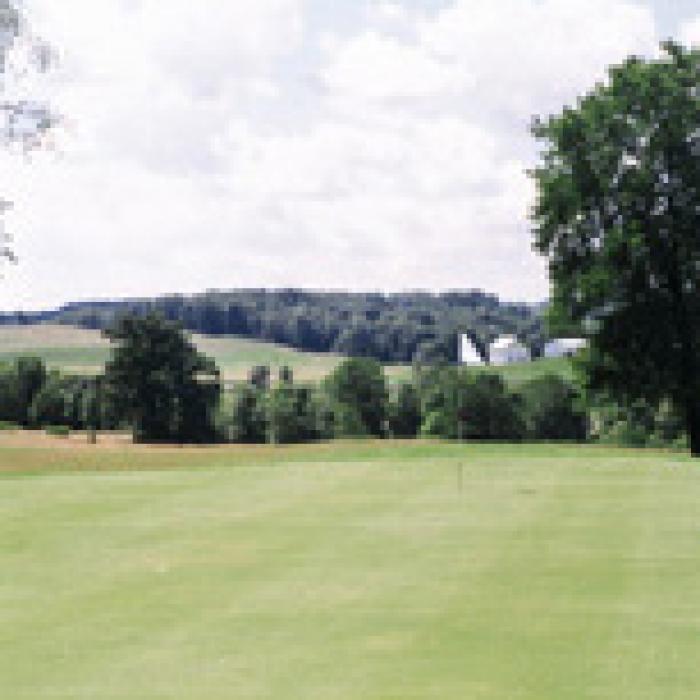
[2, 0, 700, 310]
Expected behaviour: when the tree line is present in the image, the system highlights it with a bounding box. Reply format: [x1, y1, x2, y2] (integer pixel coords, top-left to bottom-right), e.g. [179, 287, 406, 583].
[0, 289, 546, 363]
[0, 313, 684, 448]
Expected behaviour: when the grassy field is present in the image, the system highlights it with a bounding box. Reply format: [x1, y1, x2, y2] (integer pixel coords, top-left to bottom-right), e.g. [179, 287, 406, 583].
[0, 324, 572, 385]
[474, 354, 574, 385]
[0, 324, 350, 382]
[2, 437, 699, 698]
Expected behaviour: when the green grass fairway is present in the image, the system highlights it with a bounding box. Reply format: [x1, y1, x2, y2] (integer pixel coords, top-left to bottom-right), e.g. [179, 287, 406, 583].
[2, 439, 699, 698]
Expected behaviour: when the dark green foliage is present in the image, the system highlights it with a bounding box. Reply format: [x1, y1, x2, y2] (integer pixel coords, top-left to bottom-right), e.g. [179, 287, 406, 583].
[414, 364, 461, 438]
[39, 375, 112, 431]
[531, 42, 700, 455]
[411, 338, 452, 365]
[267, 381, 322, 444]
[309, 391, 337, 441]
[652, 399, 687, 446]
[388, 382, 421, 438]
[0, 357, 46, 425]
[103, 314, 221, 443]
[418, 367, 524, 441]
[592, 400, 658, 447]
[0, 364, 23, 423]
[327, 401, 369, 438]
[81, 378, 101, 441]
[227, 379, 330, 445]
[454, 373, 525, 441]
[229, 384, 267, 443]
[589, 395, 686, 448]
[519, 374, 587, 441]
[14, 357, 46, 426]
[324, 358, 388, 437]
[96, 378, 126, 431]
[63, 379, 92, 430]
[249, 365, 271, 391]
[0, 359, 110, 432]
[28, 371, 72, 427]
[14, 289, 546, 364]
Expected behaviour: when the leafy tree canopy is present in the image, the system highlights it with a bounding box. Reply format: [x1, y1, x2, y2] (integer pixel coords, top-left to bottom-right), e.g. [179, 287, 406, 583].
[324, 357, 388, 437]
[531, 41, 700, 455]
[104, 314, 221, 443]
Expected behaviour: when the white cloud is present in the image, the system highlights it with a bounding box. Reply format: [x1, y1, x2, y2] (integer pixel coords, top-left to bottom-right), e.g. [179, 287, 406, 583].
[324, 0, 657, 115]
[426, 0, 655, 114]
[139, 0, 304, 92]
[680, 15, 700, 47]
[220, 115, 500, 199]
[0, 0, 662, 310]
[321, 30, 470, 101]
[371, 2, 411, 25]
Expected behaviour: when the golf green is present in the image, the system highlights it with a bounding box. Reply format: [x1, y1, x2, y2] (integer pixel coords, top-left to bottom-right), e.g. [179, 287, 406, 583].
[1, 440, 699, 698]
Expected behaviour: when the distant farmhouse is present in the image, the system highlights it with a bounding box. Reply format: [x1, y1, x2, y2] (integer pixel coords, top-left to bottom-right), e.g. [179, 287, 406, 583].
[543, 338, 587, 359]
[488, 334, 530, 366]
[459, 332, 586, 366]
[459, 334, 485, 366]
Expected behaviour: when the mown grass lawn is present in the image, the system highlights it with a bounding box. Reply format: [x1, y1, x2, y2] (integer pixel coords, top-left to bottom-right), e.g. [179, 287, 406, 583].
[2, 439, 699, 699]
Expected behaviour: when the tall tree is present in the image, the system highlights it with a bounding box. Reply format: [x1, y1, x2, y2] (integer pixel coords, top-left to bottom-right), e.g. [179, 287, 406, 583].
[104, 314, 221, 443]
[519, 374, 587, 441]
[267, 380, 320, 444]
[388, 381, 421, 438]
[229, 384, 267, 443]
[531, 41, 700, 455]
[324, 357, 388, 437]
[13, 355, 45, 425]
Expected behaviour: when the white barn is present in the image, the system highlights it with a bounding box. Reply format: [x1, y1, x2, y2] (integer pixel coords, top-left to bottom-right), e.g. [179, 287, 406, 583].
[544, 338, 587, 359]
[459, 334, 485, 366]
[489, 335, 529, 365]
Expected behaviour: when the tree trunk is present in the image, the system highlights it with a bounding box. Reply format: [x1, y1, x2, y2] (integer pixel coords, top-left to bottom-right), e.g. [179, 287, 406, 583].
[679, 348, 700, 457]
[686, 397, 700, 457]
[666, 231, 699, 456]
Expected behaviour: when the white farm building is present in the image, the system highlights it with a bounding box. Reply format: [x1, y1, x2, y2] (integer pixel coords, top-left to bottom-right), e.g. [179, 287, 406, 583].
[488, 335, 529, 365]
[459, 334, 485, 366]
[543, 338, 587, 359]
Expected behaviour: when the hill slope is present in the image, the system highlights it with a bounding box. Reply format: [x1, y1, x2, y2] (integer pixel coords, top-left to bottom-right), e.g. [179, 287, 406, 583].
[0, 288, 546, 363]
[0, 324, 350, 382]
[0, 324, 574, 386]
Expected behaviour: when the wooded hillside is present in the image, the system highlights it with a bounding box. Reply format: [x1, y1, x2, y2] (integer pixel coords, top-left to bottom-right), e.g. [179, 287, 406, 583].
[0, 290, 546, 363]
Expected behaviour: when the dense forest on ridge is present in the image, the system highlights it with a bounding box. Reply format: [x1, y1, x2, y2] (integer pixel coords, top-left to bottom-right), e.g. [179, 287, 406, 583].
[0, 289, 546, 363]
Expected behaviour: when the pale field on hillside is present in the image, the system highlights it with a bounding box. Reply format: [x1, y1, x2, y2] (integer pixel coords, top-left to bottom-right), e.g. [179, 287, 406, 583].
[0, 324, 573, 385]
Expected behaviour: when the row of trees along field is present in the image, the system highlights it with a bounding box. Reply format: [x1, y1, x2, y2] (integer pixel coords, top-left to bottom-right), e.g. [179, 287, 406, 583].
[2, 8, 700, 455]
[0, 314, 686, 448]
[0, 290, 545, 364]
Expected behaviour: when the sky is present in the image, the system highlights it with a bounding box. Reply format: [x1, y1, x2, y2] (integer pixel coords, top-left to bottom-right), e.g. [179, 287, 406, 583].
[1, 0, 700, 311]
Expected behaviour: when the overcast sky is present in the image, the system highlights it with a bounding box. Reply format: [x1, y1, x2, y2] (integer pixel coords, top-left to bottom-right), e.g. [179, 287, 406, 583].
[1, 0, 700, 310]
